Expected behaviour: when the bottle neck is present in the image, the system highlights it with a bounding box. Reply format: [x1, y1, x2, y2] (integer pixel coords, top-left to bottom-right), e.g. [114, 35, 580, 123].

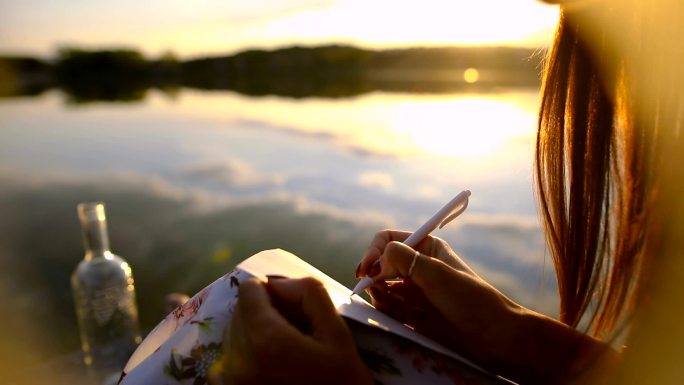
[78, 203, 111, 259]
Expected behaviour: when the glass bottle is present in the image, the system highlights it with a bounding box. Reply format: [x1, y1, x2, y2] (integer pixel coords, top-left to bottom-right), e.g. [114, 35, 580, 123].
[71, 202, 141, 375]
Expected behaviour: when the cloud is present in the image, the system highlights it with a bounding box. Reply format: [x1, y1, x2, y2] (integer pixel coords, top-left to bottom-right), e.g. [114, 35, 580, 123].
[456, 212, 540, 230]
[0, 167, 185, 201]
[232, 118, 399, 160]
[357, 171, 394, 191]
[288, 192, 396, 228]
[416, 185, 442, 199]
[440, 211, 546, 266]
[0, 166, 394, 229]
[181, 158, 286, 187]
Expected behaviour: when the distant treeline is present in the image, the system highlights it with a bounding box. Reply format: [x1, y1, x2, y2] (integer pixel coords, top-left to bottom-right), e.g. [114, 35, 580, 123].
[0, 45, 543, 102]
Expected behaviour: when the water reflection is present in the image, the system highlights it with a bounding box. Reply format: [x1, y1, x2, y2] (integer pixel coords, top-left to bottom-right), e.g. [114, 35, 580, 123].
[160, 90, 538, 160]
[0, 88, 555, 379]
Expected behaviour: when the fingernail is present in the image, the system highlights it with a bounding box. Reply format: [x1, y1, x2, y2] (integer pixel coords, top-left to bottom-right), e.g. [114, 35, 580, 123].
[266, 274, 287, 281]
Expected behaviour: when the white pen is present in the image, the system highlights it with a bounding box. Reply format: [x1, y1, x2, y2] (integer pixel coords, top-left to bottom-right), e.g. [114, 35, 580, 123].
[351, 190, 471, 296]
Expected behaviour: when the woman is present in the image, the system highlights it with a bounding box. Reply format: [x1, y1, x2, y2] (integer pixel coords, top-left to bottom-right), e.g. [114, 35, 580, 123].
[221, 0, 684, 383]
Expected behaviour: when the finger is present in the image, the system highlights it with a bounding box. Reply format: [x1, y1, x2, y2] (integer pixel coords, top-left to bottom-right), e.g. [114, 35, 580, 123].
[382, 241, 473, 304]
[366, 279, 390, 295]
[237, 279, 301, 342]
[267, 277, 350, 344]
[224, 297, 255, 384]
[384, 241, 445, 277]
[402, 235, 474, 275]
[371, 229, 413, 246]
[427, 239, 477, 275]
[358, 230, 412, 277]
[385, 280, 433, 324]
[368, 284, 408, 323]
[266, 277, 312, 334]
[369, 280, 432, 326]
[373, 299, 410, 324]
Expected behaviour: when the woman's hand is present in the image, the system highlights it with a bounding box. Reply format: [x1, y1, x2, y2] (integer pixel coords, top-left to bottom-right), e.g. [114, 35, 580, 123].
[218, 277, 374, 385]
[357, 230, 522, 372]
[356, 230, 618, 384]
[357, 229, 477, 280]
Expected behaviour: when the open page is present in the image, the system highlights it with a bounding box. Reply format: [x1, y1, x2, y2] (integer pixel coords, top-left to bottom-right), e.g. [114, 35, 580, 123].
[238, 248, 487, 374]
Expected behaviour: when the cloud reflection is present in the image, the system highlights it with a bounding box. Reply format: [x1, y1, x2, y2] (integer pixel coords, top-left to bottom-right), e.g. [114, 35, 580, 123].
[164, 90, 538, 161]
[182, 158, 286, 187]
[357, 171, 394, 191]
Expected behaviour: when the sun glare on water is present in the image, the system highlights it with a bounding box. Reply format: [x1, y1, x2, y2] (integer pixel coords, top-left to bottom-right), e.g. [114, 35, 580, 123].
[387, 95, 537, 158]
[173, 91, 538, 160]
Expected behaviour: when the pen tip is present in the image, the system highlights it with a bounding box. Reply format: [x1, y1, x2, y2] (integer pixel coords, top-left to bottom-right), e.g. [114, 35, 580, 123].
[351, 276, 374, 296]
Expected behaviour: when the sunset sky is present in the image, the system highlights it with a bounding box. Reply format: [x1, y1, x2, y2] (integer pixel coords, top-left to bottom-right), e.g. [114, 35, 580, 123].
[1, 0, 560, 58]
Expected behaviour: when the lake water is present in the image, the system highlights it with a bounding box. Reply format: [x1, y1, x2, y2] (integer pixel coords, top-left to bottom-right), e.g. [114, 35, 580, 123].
[0, 87, 557, 375]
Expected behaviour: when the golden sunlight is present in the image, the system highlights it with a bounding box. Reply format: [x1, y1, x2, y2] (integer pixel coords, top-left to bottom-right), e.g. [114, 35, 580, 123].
[166, 91, 538, 160]
[225, 0, 559, 53]
[390, 96, 536, 158]
[464, 68, 480, 83]
[0, 0, 559, 57]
